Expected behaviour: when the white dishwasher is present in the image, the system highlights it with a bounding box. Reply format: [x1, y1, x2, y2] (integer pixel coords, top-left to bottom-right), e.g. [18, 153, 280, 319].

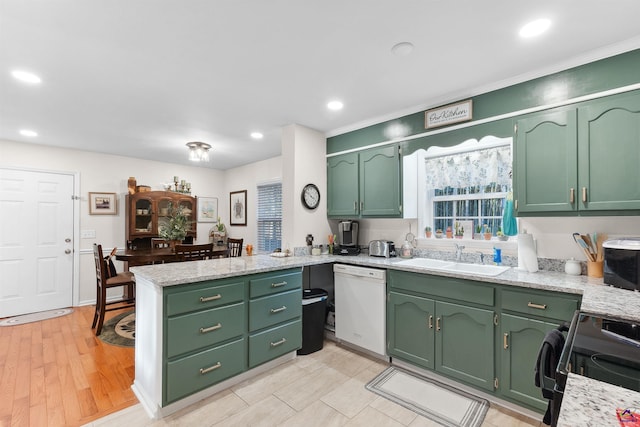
[333, 264, 386, 357]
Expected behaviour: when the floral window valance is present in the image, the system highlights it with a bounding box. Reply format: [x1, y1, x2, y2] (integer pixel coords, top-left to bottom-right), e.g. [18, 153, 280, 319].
[424, 144, 511, 191]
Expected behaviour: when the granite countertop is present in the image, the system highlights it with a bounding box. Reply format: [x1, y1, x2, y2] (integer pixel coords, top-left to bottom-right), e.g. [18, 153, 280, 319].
[130, 253, 640, 323]
[557, 374, 640, 427]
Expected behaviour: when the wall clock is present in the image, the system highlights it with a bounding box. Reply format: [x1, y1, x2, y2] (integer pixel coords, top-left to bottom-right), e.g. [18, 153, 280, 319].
[301, 183, 320, 210]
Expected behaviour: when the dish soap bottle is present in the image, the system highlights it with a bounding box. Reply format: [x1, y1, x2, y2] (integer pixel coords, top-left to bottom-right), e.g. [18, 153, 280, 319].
[400, 240, 413, 259]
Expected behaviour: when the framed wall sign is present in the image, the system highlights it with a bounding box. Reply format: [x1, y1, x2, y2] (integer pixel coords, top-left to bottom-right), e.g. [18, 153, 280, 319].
[197, 197, 218, 222]
[229, 190, 247, 226]
[89, 192, 117, 215]
[425, 99, 473, 129]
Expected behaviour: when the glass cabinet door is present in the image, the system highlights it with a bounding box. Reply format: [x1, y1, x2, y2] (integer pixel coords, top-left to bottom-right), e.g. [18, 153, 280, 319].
[134, 197, 153, 233]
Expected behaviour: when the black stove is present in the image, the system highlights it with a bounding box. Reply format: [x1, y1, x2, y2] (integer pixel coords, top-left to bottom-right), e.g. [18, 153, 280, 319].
[557, 311, 640, 393]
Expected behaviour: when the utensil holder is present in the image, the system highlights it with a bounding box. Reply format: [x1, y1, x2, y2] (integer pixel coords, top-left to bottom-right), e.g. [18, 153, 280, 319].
[587, 260, 603, 278]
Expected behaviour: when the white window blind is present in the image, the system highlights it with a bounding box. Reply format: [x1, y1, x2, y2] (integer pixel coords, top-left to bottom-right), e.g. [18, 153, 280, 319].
[257, 182, 282, 252]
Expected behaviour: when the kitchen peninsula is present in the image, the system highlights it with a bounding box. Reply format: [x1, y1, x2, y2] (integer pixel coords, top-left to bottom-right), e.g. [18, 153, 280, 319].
[130, 254, 640, 422]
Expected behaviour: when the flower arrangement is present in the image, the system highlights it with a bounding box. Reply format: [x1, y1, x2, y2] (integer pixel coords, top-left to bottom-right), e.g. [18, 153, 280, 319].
[159, 203, 191, 242]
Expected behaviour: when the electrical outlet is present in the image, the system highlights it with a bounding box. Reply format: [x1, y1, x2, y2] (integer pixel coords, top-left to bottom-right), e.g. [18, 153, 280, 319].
[81, 229, 96, 239]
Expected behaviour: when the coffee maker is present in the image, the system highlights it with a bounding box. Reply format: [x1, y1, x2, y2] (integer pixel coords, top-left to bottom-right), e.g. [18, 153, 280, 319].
[337, 220, 360, 255]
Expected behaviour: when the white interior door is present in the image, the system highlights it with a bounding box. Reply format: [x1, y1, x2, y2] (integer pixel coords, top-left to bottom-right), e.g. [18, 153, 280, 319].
[0, 168, 74, 317]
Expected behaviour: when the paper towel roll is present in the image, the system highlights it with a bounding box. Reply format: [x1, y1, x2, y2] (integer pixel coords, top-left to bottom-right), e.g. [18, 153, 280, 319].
[518, 232, 538, 273]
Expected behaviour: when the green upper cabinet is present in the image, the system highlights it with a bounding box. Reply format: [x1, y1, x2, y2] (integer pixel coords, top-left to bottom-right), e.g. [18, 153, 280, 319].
[515, 90, 640, 215]
[515, 108, 578, 213]
[327, 144, 401, 217]
[578, 91, 640, 211]
[327, 152, 359, 216]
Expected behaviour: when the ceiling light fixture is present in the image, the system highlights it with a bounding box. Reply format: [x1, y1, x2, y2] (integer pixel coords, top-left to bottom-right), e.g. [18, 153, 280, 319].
[19, 129, 38, 137]
[327, 100, 344, 111]
[519, 18, 551, 38]
[250, 132, 263, 139]
[186, 141, 211, 162]
[391, 42, 414, 56]
[11, 70, 42, 84]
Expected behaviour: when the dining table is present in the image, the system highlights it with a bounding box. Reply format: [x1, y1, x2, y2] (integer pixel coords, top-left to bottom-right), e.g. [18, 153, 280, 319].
[115, 245, 229, 269]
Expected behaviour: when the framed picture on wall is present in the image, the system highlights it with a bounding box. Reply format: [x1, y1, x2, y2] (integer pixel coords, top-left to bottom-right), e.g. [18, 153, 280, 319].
[89, 192, 117, 215]
[197, 197, 218, 222]
[229, 190, 247, 226]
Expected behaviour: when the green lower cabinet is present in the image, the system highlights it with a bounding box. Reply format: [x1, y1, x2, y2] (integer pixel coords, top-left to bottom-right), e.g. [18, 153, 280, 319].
[499, 313, 558, 411]
[387, 291, 435, 369]
[165, 338, 246, 404]
[435, 301, 495, 391]
[249, 319, 302, 368]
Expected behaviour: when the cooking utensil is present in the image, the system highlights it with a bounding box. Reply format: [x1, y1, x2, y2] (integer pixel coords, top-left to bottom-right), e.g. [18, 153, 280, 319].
[573, 233, 595, 261]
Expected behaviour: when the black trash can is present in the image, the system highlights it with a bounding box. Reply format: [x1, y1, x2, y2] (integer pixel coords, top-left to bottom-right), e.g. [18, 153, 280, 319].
[297, 288, 328, 355]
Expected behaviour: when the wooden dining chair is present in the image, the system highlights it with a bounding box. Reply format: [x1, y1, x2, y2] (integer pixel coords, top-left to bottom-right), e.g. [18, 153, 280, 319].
[227, 238, 243, 257]
[92, 244, 136, 336]
[175, 243, 214, 261]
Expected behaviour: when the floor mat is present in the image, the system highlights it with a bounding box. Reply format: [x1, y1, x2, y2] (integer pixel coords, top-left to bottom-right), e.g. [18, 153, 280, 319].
[366, 366, 489, 427]
[0, 308, 74, 326]
[98, 310, 135, 347]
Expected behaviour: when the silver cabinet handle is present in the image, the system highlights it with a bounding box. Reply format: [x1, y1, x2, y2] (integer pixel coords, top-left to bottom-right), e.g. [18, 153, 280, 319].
[428, 315, 433, 329]
[527, 302, 547, 310]
[270, 306, 287, 313]
[200, 294, 222, 302]
[570, 188, 575, 203]
[199, 362, 221, 375]
[503, 333, 509, 349]
[436, 317, 441, 331]
[200, 323, 222, 333]
[360, 201, 364, 211]
[270, 338, 287, 347]
[271, 281, 287, 288]
[582, 187, 587, 203]
[354, 201, 358, 211]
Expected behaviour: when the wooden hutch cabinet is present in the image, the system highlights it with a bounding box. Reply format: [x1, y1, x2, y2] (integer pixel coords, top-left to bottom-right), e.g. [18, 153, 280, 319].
[125, 191, 197, 249]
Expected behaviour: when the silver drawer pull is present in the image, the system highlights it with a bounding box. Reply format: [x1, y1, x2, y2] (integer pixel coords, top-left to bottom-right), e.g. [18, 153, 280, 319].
[200, 294, 222, 302]
[271, 281, 287, 288]
[527, 302, 547, 310]
[199, 362, 221, 375]
[200, 323, 222, 333]
[270, 338, 287, 347]
[270, 306, 287, 314]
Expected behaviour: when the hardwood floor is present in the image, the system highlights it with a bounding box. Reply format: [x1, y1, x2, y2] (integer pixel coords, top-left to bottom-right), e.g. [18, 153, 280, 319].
[0, 305, 137, 427]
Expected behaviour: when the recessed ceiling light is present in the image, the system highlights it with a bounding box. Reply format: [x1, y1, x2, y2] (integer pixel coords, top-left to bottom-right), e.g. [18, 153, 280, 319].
[11, 70, 42, 84]
[250, 132, 263, 139]
[327, 100, 343, 111]
[391, 42, 414, 56]
[519, 19, 551, 38]
[20, 129, 38, 137]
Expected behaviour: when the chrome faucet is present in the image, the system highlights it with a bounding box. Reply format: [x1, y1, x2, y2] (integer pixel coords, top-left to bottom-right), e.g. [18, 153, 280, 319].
[454, 243, 465, 262]
[478, 251, 485, 265]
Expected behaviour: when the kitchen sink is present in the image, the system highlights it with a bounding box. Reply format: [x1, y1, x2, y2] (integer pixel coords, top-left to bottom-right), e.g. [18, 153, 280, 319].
[395, 258, 510, 277]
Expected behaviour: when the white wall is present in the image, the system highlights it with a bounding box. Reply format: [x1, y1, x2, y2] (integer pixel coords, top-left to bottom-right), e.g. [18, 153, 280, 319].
[1, 139, 225, 304]
[281, 124, 332, 251]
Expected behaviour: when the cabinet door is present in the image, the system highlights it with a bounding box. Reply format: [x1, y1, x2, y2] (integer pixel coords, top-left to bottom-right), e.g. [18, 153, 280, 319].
[515, 109, 578, 213]
[578, 91, 640, 211]
[327, 153, 359, 216]
[360, 145, 401, 217]
[435, 301, 495, 391]
[500, 313, 557, 411]
[129, 193, 155, 236]
[387, 291, 435, 369]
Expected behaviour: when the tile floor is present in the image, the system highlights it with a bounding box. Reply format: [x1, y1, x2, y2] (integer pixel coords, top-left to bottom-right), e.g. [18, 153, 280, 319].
[84, 341, 544, 427]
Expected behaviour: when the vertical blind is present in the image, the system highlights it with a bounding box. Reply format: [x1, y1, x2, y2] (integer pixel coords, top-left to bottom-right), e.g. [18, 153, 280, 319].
[257, 182, 282, 252]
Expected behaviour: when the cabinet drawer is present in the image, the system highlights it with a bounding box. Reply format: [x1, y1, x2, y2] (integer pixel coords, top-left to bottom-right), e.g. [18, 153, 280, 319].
[165, 338, 245, 404]
[249, 320, 302, 368]
[249, 270, 302, 298]
[389, 270, 494, 306]
[249, 289, 302, 331]
[166, 279, 244, 316]
[502, 289, 579, 321]
[166, 302, 245, 358]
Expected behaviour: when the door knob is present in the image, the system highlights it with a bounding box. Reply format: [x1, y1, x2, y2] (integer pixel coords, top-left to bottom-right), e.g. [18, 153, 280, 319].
[65, 249, 72, 254]
[65, 238, 71, 242]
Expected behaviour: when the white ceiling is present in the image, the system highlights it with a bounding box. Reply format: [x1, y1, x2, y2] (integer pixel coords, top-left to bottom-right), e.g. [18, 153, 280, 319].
[2, 0, 640, 170]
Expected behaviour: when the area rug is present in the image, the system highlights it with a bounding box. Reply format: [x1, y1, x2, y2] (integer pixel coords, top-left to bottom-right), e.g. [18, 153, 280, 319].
[366, 366, 489, 427]
[0, 308, 74, 326]
[98, 310, 135, 347]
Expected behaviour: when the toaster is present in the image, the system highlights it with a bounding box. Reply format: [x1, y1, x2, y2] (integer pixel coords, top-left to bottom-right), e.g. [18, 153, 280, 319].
[369, 240, 396, 258]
